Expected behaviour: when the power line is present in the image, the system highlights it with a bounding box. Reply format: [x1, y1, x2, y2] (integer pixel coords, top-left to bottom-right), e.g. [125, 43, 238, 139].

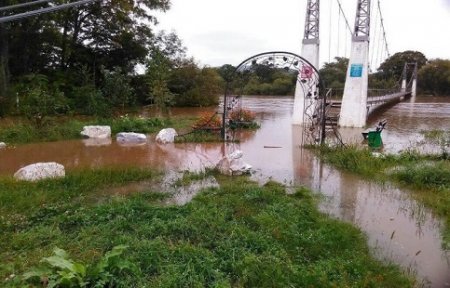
[0, 0, 100, 23]
[0, 0, 53, 12]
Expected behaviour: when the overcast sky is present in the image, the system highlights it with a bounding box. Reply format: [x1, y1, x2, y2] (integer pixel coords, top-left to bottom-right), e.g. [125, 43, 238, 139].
[154, 0, 450, 69]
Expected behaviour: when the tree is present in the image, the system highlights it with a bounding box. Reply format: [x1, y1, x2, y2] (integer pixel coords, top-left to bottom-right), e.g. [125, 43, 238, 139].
[146, 49, 174, 112]
[217, 64, 236, 83]
[378, 51, 427, 80]
[146, 31, 201, 110]
[319, 57, 349, 89]
[171, 67, 221, 107]
[418, 59, 450, 96]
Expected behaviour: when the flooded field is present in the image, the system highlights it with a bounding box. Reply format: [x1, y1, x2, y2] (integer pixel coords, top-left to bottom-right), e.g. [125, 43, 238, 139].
[1, 95, 449, 286]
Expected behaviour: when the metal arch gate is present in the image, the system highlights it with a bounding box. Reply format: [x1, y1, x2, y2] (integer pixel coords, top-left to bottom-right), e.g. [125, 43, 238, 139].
[221, 51, 326, 145]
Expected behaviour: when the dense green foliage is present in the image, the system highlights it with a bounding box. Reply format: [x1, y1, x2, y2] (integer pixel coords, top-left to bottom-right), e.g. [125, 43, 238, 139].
[217, 64, 298, 96]
[0, 1, 223, 118]
[242, 69, 297, 96]
[0, 169, 414, 287]
[418, 59, 450, 96]
[378, 51, 428, 80]
[319, 57, 348, 89]
[317, 145, 450, 247]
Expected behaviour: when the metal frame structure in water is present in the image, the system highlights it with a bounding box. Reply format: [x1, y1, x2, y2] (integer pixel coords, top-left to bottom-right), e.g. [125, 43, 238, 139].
[222, 51, 327, 145]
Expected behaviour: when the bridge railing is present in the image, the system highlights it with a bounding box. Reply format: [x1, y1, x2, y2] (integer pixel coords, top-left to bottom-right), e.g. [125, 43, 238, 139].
[324, 88, 344, 102]
[325, 87, 406, 105]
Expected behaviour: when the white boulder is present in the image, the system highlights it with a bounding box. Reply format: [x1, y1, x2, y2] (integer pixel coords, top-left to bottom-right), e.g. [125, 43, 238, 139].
[156, 128, 178, 144]
[116, 132, 147, 143]
[14, 162, 65, 181]
[216, 149, 252, 176]
[0, 142, 6, 149]
[80, 126, 111, 139]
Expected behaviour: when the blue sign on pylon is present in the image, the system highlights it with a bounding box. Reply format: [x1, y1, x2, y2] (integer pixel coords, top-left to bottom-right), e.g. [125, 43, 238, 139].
[350, 64, 363, 77]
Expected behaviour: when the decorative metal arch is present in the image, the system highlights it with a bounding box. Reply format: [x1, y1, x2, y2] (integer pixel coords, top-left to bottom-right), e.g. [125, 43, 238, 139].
[222, 51, 326, 144]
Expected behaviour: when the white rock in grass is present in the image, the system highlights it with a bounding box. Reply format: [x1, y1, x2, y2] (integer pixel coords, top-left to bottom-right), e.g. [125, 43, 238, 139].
[14, 162, 65, 181]
[116, 132, 147, 143]
[156, 128, 178, 144]
[0, 142, 6, 149]
[216, 150, 252, 176]
[80, 126, 111, 139]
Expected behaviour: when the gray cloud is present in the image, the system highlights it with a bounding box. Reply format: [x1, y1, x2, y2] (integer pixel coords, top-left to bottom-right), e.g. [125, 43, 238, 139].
[189, 31, 272, 66]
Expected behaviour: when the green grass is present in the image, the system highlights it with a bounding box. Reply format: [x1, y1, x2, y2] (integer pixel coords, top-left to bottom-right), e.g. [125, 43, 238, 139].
[0, 119, 86, 144]
[0, 169, 414, 287]
[175, 130, 222, 143]
[317, 145, 450, 247]
[0, 115, 199, 144]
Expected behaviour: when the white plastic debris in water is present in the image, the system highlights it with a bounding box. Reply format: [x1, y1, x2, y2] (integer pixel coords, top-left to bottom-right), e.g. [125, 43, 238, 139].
[216, 149, 252, 176]
[116, 132, 147, 143]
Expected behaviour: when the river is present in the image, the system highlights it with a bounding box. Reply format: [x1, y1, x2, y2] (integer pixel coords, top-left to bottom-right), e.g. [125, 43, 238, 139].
[0, 95, 449, 286]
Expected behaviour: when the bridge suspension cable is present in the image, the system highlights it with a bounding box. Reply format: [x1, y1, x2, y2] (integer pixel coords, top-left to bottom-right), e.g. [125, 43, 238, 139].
[327, 0, 353, 61]
[0, 0, 100, 23]
[369, 0, 391, 71]
[377, 0, 390, 58]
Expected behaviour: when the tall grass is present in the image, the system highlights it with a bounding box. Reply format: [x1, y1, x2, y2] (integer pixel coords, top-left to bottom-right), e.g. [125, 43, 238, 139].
[0, 171, 414, 287]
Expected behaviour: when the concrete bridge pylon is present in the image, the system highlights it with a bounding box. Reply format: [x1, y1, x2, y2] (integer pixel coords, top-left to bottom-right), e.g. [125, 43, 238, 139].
[338, 0, 371, 128]
[292, 0, 320, 125]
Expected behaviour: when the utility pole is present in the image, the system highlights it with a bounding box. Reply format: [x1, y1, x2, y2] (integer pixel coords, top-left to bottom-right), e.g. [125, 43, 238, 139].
[292, 0, 320, 125]
[339, 0, 371, 128]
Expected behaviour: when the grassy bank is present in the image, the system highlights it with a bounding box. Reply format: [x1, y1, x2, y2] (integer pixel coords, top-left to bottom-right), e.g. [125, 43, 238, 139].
[0, 115, 198, 144]
[0, 168, 414, 287]
[317, 145, 450, 247]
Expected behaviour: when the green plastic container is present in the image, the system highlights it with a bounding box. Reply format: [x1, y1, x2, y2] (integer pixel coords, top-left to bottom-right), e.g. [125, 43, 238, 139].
[367, 131, 382, 149]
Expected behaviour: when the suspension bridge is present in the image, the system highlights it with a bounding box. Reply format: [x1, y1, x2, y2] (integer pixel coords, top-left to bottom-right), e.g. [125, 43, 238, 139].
[292, 0, 418, 129]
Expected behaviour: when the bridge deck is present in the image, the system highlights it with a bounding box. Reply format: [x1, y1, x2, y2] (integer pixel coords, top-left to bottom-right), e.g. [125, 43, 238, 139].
[326, 91, 411, 108]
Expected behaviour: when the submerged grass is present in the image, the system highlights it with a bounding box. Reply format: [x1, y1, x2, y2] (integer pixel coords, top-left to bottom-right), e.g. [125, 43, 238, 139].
[175, 130, 222, 143]
[317, 145, 450, 247]
[0, 169, 414, 287]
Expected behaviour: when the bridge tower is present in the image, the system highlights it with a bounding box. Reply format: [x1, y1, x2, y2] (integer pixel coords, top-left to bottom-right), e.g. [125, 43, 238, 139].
[292, 0, 320, 125]
[411, 63, 418, 98]
[338, 0, 371, 128]
[401, 63, 407, 93]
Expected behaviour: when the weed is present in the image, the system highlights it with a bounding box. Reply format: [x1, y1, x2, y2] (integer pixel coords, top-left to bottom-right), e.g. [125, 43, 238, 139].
[24, 245, 135, 287]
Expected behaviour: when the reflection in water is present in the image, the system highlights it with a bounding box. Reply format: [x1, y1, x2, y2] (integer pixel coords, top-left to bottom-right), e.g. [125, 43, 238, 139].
[1, 96, 449, 286]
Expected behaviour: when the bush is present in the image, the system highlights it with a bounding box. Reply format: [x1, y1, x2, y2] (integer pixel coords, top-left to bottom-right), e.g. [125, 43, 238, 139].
[229, 108, 256, 122]
[16, 74, 69, 127]
[192, 112, 222, 130]
[110, 115, 167, 134]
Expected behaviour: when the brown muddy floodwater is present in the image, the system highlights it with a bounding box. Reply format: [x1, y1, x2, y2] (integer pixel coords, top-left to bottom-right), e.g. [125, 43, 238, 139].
[1, 95, 450, 286]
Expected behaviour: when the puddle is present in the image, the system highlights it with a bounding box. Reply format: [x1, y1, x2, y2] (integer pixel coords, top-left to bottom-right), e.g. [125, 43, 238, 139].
[105, 170, 219, 206]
